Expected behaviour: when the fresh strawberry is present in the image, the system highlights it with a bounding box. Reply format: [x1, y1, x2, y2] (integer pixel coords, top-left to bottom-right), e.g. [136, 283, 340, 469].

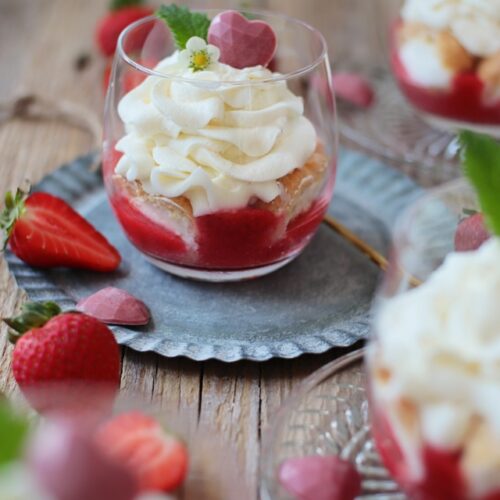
[454, 212, 490, 252]
[96, 411, 189, 492]
[0, 189, 121, 271]
[5, 301, 121, 413]
[95, 0, 153, 57]
[123, 67, 149, 92]
[103, 61, 148, 95]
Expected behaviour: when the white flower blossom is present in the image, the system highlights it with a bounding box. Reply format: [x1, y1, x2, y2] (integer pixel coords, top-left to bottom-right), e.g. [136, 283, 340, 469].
[179, 36, 220, 72]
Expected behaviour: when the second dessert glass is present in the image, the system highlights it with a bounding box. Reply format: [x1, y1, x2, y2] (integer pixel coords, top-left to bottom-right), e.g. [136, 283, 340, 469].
[103, 10, 337, 281]
[261, 177, 498, 499]
[367, 180, 500, 499]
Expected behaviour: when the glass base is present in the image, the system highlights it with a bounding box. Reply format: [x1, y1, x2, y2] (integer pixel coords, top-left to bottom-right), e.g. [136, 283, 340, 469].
[338, 68, 500, 185]
[144, 253, 299, 282]
[417, 110, 500, 139]
[338, 69, 459, 184]
[260, 349, 403, 499]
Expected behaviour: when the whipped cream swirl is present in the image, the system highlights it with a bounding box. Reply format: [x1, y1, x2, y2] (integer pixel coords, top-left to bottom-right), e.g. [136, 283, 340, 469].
[402, 0, 500, 57]
[115, 52, 317, 216]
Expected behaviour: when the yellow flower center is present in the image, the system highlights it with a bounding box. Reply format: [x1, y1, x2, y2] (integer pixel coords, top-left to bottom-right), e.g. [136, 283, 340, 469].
[190, 50, 210, 71]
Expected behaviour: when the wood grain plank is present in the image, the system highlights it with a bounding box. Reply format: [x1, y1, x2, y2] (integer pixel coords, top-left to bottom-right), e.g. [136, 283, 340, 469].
[120, 348, 158, 398]
[0, 257, 26, 400]
[153, 356, 202, 433]
[196, 361, 260, 499]
[0, 0, 44, 97]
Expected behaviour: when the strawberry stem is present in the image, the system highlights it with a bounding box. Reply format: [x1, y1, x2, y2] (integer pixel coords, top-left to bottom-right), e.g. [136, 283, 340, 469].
[109, 0, 144, 11]
[462, 208, 479, 217]
[4, 301, 61, 343]
[0, 189, 28, 250]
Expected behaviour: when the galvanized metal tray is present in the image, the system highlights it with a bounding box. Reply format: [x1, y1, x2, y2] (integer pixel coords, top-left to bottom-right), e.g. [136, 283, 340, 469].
[6, 150, 421, 362]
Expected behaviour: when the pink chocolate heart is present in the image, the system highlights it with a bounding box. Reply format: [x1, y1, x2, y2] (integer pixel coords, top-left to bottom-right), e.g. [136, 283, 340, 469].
[332, 72, 375, 108]
[77, 287, 150, 326]
[278, 455, 362, 500]
[208, 10, 277, 69]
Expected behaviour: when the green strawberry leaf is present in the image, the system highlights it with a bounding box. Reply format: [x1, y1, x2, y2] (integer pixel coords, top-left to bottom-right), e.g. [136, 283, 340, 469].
[459, 130, 500, 237]
[0, 189, 28, 251]
[109, 0, 144, 11]
[4, 301, 62, 343]
[0, 401, 29, 467]
[156, 4, 211, 49]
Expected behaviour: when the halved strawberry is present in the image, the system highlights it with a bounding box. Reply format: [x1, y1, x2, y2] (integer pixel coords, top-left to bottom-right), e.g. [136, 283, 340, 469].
[454, 212, 490, 252]
[1, 190, 121, 271]
[96, 412, 189, 492]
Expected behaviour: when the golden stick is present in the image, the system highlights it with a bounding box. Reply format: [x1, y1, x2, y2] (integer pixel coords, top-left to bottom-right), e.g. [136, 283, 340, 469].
[323, 214, 422, 288]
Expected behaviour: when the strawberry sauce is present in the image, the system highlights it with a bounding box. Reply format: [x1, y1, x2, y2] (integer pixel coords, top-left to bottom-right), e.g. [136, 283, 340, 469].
[371, 402, 500, 500]
[391, 23, 500, 126]
[103, 150, 332, 270]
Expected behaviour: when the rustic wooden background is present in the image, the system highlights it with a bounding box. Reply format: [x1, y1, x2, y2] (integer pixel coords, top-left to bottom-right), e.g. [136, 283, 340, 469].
[0, 0, 383, 497]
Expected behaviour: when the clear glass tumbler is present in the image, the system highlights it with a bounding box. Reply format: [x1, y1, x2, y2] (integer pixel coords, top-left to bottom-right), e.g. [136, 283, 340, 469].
[103, 10, 337, 282]
[366, 180, 500, 499]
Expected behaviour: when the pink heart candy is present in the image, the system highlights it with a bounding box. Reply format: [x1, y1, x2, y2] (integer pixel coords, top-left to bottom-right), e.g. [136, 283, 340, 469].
[208, 10, 277, 69]
[332, 72, 375, 108]
[278, 455, 362, 500]
[77, 287, 150, 326]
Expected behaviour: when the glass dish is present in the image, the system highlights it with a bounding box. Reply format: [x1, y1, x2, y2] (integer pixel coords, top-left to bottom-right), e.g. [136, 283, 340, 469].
[319, 0, 461, 184]
[337, 69, 461, 186]
[378, 0, 500, 138]
[261, 180, 487, 500]
[260, 349, 403, 499]
[327, 0, 498, 184]
[103, 10, 337, 282]
[366, 180, 500, 500]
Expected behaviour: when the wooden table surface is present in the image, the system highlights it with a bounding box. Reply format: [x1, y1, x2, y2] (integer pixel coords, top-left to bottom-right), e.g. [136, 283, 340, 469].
[0, 1, 377, 498]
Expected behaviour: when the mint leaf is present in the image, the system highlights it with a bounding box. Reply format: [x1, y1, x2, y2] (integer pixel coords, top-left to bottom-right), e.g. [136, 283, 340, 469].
[109, 0, 144, 11]
[0, 402, 29, 467]
[156, 4, 211, 50]
[459, 130, 500, 236]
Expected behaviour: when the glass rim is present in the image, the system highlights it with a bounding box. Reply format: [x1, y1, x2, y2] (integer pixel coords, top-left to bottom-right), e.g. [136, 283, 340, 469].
[116, 9, 330, 87]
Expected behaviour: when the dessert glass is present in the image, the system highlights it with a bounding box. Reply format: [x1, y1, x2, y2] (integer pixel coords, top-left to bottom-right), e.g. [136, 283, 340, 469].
[379, 0, 500, 137]
[103, 10, 337, 282]
[367, 180, 500, 499]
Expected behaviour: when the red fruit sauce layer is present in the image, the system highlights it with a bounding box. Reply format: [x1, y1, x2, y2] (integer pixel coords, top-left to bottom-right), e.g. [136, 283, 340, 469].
[371, 401, 500, 500]
[103, 150, 333, 270]
[391, 23, 500, 126]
